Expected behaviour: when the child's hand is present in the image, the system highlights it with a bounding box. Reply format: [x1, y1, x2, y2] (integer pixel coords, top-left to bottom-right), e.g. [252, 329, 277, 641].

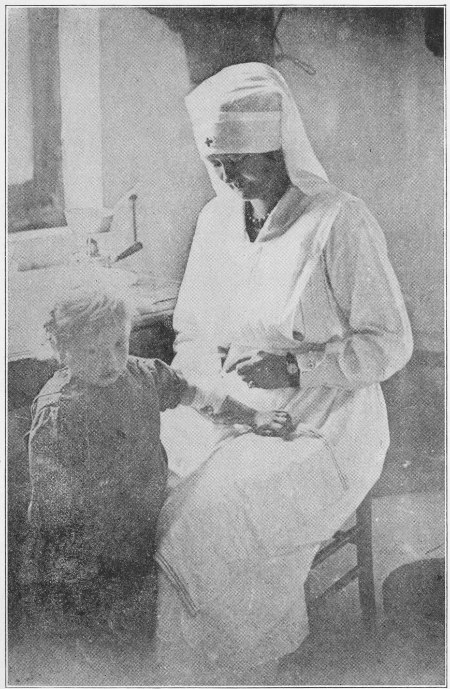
[252, 410, 294, 438]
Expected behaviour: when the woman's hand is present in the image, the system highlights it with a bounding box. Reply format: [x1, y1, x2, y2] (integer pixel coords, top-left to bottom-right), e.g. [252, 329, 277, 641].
[227, 351, 292, 389]
[252, 410, 294, 438]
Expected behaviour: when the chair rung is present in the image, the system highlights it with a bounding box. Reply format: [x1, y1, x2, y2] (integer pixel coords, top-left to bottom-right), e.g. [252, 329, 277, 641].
[308, 565, 360, 603]
[311, 525, 359, 568]
[305, 491, 375, 633]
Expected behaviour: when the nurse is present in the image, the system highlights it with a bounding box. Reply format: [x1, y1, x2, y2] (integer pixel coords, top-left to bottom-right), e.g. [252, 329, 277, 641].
[156, 62, 413, 685]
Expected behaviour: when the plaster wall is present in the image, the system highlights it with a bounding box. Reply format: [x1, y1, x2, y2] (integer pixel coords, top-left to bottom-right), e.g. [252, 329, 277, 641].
[8, 8, 34, 185]
[99, 8, 212, 289]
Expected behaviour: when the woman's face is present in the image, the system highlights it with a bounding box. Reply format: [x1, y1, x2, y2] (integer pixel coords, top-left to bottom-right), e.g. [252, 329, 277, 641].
[206, 150, 289, 202]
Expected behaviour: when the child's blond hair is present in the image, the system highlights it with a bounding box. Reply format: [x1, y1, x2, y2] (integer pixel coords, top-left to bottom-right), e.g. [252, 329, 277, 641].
[45, 285, 135, 360]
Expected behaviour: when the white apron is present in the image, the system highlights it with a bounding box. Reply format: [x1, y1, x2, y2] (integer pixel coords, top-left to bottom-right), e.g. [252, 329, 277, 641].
[156, 187, 397, 670]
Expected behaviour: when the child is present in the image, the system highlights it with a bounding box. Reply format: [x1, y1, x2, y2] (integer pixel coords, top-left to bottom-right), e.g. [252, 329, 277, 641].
[22, 285, 292, 642]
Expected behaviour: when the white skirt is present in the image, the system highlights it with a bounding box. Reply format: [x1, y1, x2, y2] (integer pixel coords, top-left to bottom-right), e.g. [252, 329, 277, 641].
[156, 384, 386, 672]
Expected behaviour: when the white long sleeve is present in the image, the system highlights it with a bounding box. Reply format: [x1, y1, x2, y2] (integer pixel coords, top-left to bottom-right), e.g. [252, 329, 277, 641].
[299, 197, 413, 389]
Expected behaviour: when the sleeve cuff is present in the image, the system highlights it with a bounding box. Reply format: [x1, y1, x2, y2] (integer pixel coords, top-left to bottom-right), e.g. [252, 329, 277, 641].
[295, 348, 362, 389]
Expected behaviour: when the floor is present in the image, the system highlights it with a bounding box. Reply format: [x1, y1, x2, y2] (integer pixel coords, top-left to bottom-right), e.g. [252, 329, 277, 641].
[7, 489, 445, 687]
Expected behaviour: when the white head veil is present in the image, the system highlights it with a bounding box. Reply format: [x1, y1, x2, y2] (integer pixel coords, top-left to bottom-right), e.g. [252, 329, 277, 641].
[185, 62, 328, 196]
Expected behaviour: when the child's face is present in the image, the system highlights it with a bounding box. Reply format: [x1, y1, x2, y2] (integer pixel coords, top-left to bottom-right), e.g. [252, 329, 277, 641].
[65, 319, 130, 387]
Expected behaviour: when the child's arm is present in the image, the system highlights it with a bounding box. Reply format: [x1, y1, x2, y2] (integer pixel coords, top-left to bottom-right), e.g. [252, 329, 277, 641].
[181, 384, 294, 438]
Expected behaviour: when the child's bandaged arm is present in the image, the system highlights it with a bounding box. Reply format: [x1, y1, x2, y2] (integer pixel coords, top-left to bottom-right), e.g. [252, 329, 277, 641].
[142, 357, 257, 426]
[184, 386, 257, 426]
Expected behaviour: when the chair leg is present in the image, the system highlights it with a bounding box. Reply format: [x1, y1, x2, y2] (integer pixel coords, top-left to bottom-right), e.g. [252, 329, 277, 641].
[356, 492, 377, 633]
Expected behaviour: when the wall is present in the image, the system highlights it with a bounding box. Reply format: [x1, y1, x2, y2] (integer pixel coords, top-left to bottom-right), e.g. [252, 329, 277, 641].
[8, 8, 66, 233]
[59, 8, 103, 210]
[275, 8, 444, 352]
[99, 8, 212, 290]
[150, 8, 274, 84]
[8, 8, 33, 185]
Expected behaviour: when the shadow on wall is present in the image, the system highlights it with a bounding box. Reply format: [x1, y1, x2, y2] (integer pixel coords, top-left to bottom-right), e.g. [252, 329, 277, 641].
[145, 8, 274, 83]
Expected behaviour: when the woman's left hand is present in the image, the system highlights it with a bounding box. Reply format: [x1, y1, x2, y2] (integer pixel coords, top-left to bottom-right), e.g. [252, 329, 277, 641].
[227, 351, 291, 389]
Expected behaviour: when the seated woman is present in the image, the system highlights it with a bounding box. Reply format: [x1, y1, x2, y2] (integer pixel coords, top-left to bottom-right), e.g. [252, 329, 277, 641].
[156, 62, 413, 685]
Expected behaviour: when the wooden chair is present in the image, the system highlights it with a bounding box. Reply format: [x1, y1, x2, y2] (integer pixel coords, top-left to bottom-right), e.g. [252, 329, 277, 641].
[304, 490, 376, 634]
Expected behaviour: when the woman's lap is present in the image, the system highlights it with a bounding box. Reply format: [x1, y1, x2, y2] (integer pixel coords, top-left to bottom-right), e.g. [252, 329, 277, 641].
[158, 430, 354, 563]
[155, 426, 383, 670]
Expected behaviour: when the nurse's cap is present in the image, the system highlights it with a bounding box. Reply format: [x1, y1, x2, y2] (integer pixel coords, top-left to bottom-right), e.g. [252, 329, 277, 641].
[185, 63, 282, 157]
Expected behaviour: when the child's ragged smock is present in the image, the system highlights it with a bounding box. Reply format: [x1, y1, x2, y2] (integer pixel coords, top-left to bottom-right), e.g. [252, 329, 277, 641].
[24, 356, 185, 587]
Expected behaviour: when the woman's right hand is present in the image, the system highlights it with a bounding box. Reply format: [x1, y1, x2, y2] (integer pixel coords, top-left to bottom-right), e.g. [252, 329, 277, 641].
[227, 351, 294, 389]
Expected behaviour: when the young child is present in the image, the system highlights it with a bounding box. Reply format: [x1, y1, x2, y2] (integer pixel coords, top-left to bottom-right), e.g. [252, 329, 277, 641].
[22, 284, 292, 642]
